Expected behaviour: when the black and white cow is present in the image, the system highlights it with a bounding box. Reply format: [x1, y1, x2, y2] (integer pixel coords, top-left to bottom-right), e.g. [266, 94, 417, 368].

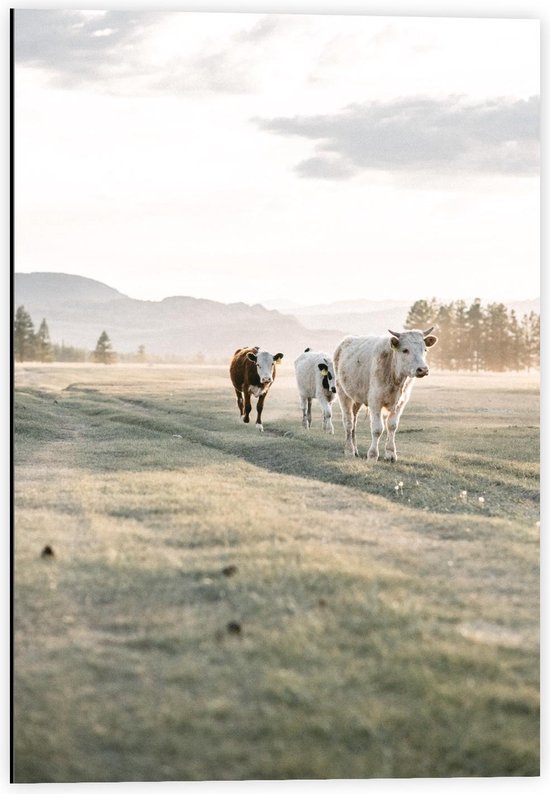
[294, 348, 337, 433]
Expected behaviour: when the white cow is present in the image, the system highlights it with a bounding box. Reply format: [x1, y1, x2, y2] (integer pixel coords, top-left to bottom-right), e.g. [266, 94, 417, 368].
[334, 327, 438, 460]
[294, 348, 338, 433]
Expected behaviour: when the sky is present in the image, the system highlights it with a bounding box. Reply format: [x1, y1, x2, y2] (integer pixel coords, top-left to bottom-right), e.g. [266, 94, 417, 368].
[13, 8, 540, 306]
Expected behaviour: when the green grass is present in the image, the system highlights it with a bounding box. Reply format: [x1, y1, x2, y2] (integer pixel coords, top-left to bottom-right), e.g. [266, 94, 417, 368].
[14, 364, 539, 781]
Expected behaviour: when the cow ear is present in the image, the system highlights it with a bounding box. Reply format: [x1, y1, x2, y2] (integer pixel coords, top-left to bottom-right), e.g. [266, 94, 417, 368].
[390, 336, 400, 349]
[318, 363, 329, 375]
[424, 335, 438, 348]
[247, 352, 257, 363]
[274, 353, 283, 362]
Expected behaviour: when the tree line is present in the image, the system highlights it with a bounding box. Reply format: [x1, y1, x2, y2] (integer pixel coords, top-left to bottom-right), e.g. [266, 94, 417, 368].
[14, 300, 540, 371]
[405, 298, 540, 371]
[13, 306, 124, 364]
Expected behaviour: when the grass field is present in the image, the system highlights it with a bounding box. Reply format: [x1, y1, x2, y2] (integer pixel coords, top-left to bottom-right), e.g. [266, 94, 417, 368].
[14, 363, 539, 782]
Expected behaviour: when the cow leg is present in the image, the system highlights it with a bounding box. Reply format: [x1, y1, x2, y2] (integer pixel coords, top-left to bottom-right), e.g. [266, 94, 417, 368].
[351, 402, 361, 449]
[367, 405, 384, 461]
[384, 409, 400, 462]
[300, 394, 310, 429]
[256, 393, 266, 432]
[320, 397, 334, 434]
[307, 398, 313, 428]
[243, 391, 252, 423]
[339, 390, 359, 457]
[234, 388, 244, 416]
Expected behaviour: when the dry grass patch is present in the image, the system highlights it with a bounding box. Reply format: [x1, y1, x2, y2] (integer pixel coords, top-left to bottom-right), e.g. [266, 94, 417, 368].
[14, 364, 539, 781]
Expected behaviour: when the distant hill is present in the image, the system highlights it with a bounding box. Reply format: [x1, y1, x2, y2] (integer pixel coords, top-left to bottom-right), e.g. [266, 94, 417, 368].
[14, 272, 346, 359]
[15, 272, 127, 306]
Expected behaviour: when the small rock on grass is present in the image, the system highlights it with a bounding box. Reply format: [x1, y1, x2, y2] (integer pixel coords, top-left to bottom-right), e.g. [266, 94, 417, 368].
[226, 621, 242, 635]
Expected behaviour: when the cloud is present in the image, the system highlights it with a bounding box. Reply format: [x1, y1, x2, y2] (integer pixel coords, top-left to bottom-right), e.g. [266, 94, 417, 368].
[256, 95, 540, 178]
[233, 15, 281, 43]
[14, 9, 285, 96]
[14, 10, 165, 88]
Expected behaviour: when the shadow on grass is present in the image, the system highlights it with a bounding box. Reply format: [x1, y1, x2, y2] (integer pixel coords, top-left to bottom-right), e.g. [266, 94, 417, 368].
[15, 385, 539, 523]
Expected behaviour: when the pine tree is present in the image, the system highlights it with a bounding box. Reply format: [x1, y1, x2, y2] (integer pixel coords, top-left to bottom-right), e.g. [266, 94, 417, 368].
[466, 299, 484, 371]
[430, 303, 454, 370]
[452, 300, 469, 370]
[93, 331, 115, 364]
[35, 318, 54, 363]
[14, 305, 35, 362]
[507, 310, 522, 372]
[521, 311, 540, 372]
[404, 298, 439, 330]
[483, 303, 510, 371]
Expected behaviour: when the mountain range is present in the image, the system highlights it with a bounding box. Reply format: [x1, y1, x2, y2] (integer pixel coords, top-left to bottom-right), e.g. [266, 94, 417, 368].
[15, 272, 540, 360]
[14, 272, 344, 359]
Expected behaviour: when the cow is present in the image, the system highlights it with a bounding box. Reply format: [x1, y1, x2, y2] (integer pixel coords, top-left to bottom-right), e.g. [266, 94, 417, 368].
[333, 327, 438, 460]
[294, 348, 337, 433]
[230, 346, 284, 432]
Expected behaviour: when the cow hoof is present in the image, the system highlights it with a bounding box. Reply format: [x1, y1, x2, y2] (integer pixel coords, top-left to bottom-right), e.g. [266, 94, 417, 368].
[384, 452, 397, 463]
[367, 452, 379, 462]
[257, 424, 264, 432]
[243, 416, 250, 424]
[344, 448, 356, 458]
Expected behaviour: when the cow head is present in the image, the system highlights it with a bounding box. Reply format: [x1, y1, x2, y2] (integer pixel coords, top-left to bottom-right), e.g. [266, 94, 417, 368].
[247, 349, 283, 384]
[388, 327, 438, 379]
[318, 360, 337, 398]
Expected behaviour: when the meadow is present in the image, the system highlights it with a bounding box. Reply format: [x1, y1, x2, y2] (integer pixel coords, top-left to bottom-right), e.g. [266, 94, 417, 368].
[13, 363, 539, 782]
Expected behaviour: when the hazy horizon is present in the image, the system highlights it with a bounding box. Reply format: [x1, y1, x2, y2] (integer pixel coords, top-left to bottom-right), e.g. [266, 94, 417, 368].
[14, 11, 539, 306]
[14, 269, 540, 310]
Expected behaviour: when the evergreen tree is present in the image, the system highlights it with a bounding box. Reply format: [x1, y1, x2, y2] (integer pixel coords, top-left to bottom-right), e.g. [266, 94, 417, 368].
[404, 299, 439, 330]
[431, 303, 454, 369]
[452, 300, 469, 370]
[507, 310, 522, 372]
[466, 299, 485, 371]
[93, 331, 115, 364]
[35, 318, 54, 363]
[483, 303, 510, 371]
[521, 311, 540, 372]
[137, 344, 146, 364]
[14, 305, 35, 362]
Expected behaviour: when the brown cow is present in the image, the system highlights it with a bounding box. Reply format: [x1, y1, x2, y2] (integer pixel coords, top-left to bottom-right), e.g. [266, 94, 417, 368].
[230, 346, 284, 432]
